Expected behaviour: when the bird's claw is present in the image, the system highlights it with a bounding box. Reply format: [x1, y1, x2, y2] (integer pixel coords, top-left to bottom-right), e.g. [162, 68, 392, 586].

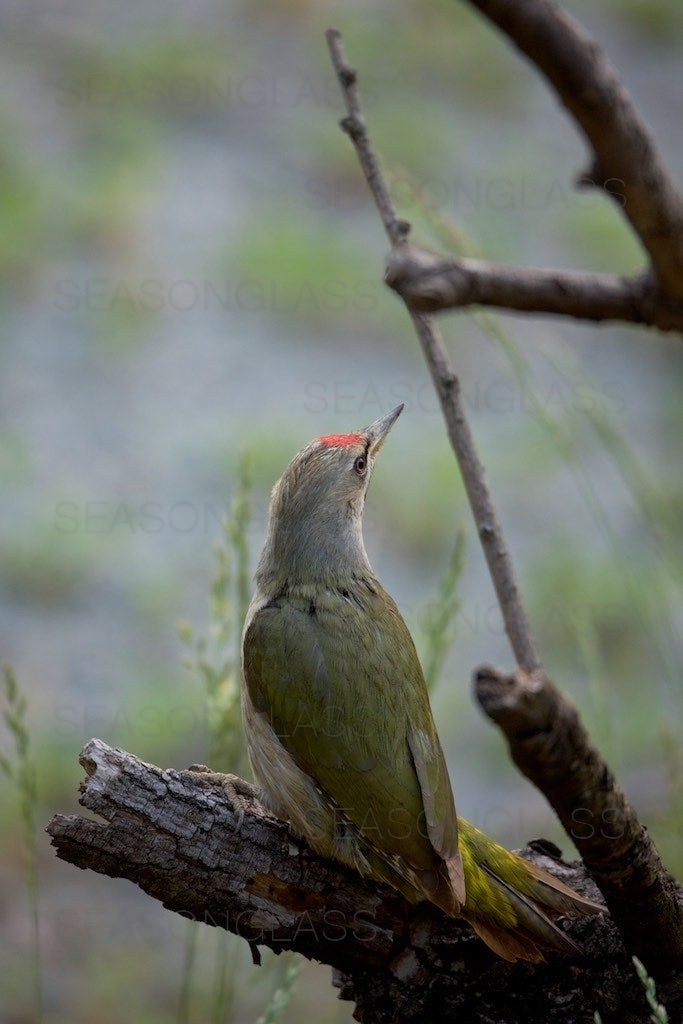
[185, 764, 257, 829]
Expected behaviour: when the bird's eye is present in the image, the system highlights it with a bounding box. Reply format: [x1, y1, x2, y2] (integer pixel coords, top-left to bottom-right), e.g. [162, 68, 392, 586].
[353, 454, 367, 476]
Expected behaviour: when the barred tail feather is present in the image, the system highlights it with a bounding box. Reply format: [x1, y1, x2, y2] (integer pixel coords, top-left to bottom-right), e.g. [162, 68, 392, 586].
[464, 860, 603, 963]
[469, 918, 546, 963]
[517, 858, 605, 917]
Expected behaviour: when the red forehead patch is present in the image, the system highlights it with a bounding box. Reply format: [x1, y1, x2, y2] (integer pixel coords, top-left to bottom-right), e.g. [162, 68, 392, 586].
[316, 432, 363, 447]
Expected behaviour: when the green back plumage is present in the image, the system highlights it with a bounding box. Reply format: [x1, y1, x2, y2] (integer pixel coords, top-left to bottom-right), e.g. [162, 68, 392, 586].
[243, 574, 464, 909]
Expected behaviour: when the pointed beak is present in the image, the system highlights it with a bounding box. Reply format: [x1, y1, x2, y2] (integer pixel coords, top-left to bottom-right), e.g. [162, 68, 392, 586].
[363, 403, 404, 456]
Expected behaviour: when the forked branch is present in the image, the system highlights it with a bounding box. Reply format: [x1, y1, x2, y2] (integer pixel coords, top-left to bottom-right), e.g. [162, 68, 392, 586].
[330, 0, 683, 331]
[468, 0, 683, 301]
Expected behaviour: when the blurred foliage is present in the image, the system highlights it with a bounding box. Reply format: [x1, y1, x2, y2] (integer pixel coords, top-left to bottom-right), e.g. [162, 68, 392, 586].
[54, 33, 239, 120]
[560, 193, 645, 273]
[0, 667, 44, 1022]
[0, 130, 46, 287]
[631, 956, 670, 1023]
[420, 531, 466, 692]
[179, 450, 251, 773]
[585, 0, 683, 41]
[0, 432, 31, 485]
[0, 516, 95, 605]
[223, 213, 381, 331]
[255, 959, 303, 1024]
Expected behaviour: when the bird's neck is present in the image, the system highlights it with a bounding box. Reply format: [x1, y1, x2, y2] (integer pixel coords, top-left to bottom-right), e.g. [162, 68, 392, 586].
[254, 508, 373, 593]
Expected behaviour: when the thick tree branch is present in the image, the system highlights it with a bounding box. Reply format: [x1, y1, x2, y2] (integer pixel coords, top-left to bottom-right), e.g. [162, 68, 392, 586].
[48, 739, 682, 1024]
[325, 27, 683, 978]
[386, 245, 683, 333]
[466, 0, 683, 301]
[47, 739, 407, 973]
[475, 666, 683, 974]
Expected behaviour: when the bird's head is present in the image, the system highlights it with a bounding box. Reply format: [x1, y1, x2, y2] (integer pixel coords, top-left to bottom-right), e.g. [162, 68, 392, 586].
[256, 404, 403, 587]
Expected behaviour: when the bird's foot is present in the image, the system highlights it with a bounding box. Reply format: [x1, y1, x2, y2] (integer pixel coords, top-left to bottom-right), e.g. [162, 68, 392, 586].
[185, 765, 257, 828]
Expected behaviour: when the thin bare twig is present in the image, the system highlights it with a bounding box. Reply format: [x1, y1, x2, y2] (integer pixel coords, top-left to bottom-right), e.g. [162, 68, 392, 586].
[325, 28, 540, 672]
[408, 312, 540, 671]
[325, 29, 406, 248]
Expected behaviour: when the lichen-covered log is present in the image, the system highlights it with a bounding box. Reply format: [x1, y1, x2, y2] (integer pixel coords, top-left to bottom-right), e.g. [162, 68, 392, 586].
[47, 739, 682, 1023]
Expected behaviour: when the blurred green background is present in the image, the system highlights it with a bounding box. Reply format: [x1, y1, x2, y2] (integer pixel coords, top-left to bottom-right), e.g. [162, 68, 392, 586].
[1, 0, 682, 1021]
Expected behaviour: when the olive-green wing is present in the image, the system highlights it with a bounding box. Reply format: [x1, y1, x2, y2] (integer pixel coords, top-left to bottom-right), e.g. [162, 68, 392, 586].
[407, 718, 465, 903]
[243, 584, 462, 898]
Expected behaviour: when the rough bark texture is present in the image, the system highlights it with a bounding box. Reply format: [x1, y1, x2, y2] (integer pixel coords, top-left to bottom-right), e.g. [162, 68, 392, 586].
[475, 666, 683, 973]
[48, 740, 683, 1024]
